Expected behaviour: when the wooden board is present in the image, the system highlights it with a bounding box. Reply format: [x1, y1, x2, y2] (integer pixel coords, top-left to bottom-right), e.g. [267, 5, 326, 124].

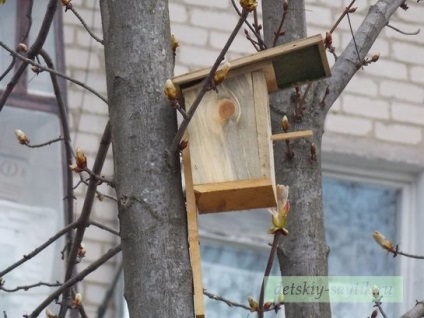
[173, 34, 330, 92]
[182, 146, 205, 318]
[183, 71, 270, 185]
[271, 130, 313, 141]
[194, 178, 276, 213]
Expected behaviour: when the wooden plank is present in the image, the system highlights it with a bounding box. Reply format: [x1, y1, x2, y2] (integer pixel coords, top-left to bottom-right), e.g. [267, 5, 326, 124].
[252, 70, 273, 179]
[172, 34, 330, 92]
[183, 72, 262, 185]
[194, 178, 276, 213]
[182, 145, 205, 318]
[271, 130, 313, 141]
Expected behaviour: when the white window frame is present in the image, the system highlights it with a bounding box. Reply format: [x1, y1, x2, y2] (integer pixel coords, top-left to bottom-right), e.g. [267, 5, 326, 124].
[323, 163, 424, 315]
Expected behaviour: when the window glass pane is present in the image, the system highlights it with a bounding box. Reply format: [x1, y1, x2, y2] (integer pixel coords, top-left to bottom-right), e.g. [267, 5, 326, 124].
[201, 241, 282, 318]
[0, 106, 64, 316]
[0, 0, 17, 89]
[323, 176, 399, 316]
[27, 0, 56, 95]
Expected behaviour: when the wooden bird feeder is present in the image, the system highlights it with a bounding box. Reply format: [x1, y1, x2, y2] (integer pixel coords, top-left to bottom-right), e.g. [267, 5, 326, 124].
[174, 34, 330, 317]
[173, 34, 330, 214]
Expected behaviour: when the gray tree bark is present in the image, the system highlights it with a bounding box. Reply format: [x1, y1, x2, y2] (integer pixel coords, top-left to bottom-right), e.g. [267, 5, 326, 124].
[100, 1, 194, 317]
[262, 0, 408, 317]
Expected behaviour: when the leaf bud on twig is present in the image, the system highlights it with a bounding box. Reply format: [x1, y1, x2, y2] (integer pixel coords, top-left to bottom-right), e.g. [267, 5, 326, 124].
[75, 148, 87, 170]
[213, 62, 231, 85]
[372, 231, 394, 252]
[171, 33, 179, 51]
[281, 115, 289, 132]
[45, 308, 57, 318]
[15, 129, 29, 145]
[17, 43, 28, 52]
[240, 0, 257, 11]
[164, 79, 177, 101]
[72, 293, 82, 308]
[247, 296, 259, 311]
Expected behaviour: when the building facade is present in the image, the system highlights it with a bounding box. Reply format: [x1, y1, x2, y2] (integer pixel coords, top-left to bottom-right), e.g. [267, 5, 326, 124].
[1, 0, 423, 317]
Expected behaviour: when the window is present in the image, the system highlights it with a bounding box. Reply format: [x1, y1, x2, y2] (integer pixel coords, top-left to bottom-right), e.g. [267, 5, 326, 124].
[197, 166, 421, 317]
[0, 1, 67, 316]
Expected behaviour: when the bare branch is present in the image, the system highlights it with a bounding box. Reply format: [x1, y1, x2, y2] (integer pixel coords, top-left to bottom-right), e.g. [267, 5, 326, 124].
[329, 0, 357, 34]
[23, 136, 65, 148]
[1, 281, 62, 293]
[386, 23, 420, 35]
[97, 262, 123, 318]
[0, 41, 108, 104]
[58, 122, 112, 317]
[0, 0, 58, 112]
[230, 0, 267, 50]
[25, 245, 122, 318]
[20, 0, 34, 43]
[0, 221, 79, 278]
[400, 301, 424, 318]
[88, 220, 120, 236]
[0, 58, 15, 82]
[258, 231, 282, 317]
[38, 48, 76, 259]
[323, 0, 408, 113]
[66, 5, 104, 45]
[203, 290, 252, 311]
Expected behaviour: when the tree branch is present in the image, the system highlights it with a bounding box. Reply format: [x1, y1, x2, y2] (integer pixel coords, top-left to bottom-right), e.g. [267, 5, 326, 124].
[58, 122, 112, 317]
[0, 221, 79, 278]
[25, 245, 122, 318]
[323, 0, 407, 113]
[400, 301, 424, 318]
[0, 41, 108, 104]
[0, 0, 57, 112]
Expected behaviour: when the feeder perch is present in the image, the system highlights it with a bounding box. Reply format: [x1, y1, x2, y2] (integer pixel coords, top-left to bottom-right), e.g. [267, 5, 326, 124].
[173, 34, 330, 214]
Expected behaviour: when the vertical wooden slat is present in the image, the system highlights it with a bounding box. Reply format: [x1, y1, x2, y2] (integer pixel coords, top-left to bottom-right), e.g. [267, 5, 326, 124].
[183, 144, 205, 318]
[252, 70, 274, 181]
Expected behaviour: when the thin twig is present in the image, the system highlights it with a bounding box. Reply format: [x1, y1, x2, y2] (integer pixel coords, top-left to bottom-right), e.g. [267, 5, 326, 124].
[24, 136, 65, 148]
[68, 6, 104, 45]
[167, 9, 250, 167]
[203, 290, 251, 310]
[230, 0, 267, 50]
[346, 13, 361, 66]
[272, 4, 288, 47]
[39, 49, 76, 260]
[58, 122, 112, 317]
[394, 250, 424, 259]
[0, 58, 16, 82]
[88, 220, 120, 236]
[0, 0, 58, 112]
[375, 301, 388, 318]
[82, 167, 115, 187]
[1, 281, 62, 293]
[97, 262, 123, 318]
[20, 0, 34, 43]
[0, 41, 108, 104]
[258, 231, 282, 318]
[25, 245, 122, 318]
[386, 23, 420, 35]
[0, 221, 79, 278]
[329, 0, 356, 34]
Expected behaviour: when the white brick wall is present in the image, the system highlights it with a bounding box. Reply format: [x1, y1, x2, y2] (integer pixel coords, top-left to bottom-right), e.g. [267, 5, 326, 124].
[62, 0, 424, 316]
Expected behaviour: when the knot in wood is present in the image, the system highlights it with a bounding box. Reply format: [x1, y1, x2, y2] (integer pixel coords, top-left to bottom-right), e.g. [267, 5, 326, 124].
[217, 98, 236, 123]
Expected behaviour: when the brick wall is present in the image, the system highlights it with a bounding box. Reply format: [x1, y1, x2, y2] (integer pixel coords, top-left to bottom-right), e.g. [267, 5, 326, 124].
[63, 0, 424, 316]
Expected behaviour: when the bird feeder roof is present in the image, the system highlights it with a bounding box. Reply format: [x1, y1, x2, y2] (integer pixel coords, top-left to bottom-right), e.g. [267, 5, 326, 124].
[172, 34, 331, 92]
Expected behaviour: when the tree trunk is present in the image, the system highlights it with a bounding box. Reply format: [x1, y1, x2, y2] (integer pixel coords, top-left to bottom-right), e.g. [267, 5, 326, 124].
[262, 2, 331, 317]
[100, 1, 194, 317]
[262, 0, 408, 317]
